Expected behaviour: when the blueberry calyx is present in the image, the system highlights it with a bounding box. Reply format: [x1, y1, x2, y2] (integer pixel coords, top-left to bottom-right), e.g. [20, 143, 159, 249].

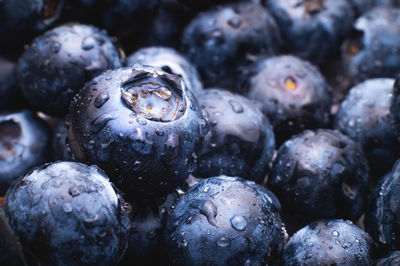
[121, 68, 186, 122]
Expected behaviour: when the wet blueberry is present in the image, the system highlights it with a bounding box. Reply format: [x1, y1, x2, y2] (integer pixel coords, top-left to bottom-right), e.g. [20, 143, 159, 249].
[268, 129, 369, 231]
[376, 250, 400, 265]
[390, 75, 400, 143]
[0, 0, 64, 49]
[182, 2, 281, 90]
[283, 219, 376, 265]
[67, 65, 207, 206]
[334, 78, 400, 181]
[16, 23, 123, 116]
[162, 175, 286, 265]
[245, 55, 332, 144]
[342, 7, 400, 83]
[365, 159, 400, 251]
[3, 161, 131, 265]
[0, 110, 51, 195]
[194, 88, 275, 183]
[127, 46, 203, 95]
[266, 0, 354, 64]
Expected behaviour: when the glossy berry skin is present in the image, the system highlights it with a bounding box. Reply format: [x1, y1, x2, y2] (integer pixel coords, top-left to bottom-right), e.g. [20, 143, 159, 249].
[127, 46, 203, 95]
[283, 219, 376, 265]
[266, 0, 354, 64]
[16, 24, 123, 116]
[194, 88, 275, 183]
[268, 129, 369, 227]
[245, 55, 332, 144]
[0, 0, 64, 48]
[342, 7, 400, 83]
[334, 78, 400, 180]
[349, 0, 400, 16]
[182, 2, 281, 90]
[67, 65, 207, 205]
[366, 159, 400, 251]
[0, 110, 51, 195]
[3, 161, 131, 266]
[162, 175, 286, 266]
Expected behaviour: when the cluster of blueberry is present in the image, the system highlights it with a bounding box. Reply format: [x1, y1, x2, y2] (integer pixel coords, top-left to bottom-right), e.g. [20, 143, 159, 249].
[3, 0, 400, 265]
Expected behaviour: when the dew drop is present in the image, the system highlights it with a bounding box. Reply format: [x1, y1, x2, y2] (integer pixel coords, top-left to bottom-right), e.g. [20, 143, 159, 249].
[82, 36, 96, 50]
[216, 236, 230, 247]
[52, 42, 61, 53]
[230, 215, 247, 231]
[332, 230, 339, 237]
[200, 200, 218, 226]
[63, 202, 73, 213]
[69, 186, 81, 197]
[137, 117, 147, 125]
[229, 99, 244, 113]
[90, 114, 114, 133]
[227, 18, 242, 28]
[94, 93, 110, 108]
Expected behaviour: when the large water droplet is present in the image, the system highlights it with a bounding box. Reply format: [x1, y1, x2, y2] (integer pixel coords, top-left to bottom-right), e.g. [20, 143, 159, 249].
[200, 200, 218, 226]
[90, 114, 114, 133]
[52, 42, 61, 53]
[63, 202, 73, 213]
[94, 93, 110, 108]
[69, 186, 81, 197]
[230, 215, 247, 231]
[82, 36, 96, 50]
[216, 236, 230, 247]
[227, 18, 242, 28]
[229, 100, 243, 113]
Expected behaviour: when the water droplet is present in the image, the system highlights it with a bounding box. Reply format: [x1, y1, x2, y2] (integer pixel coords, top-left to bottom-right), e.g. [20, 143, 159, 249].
[69, 186, 81, 197]
[230, 215, 247, 231]
[137, 117, 147, 125]
[216, 236, 230, 247]
[200, 200, 218, 226]
[332, 230, 339, 237]
[229, 99, 244, 113]
[63, 202, 73, 213]
[227, 18, 242, 28]
[155, 128, 165, 136]
[94, 93, 110, 108]
[82, 36, 96, 50]
[303, 253, 313, 259]
[52, 42, 61, 53]
[90, 114, 114, 133]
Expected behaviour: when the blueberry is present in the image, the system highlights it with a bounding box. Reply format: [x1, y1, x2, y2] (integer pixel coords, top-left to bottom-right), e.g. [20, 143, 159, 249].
[283, 219, 376, 265]
[3, 161, 131, 265]
[162, 175, 286, 265]
[0, 0, 64, 49]
[376, 250, 400, 265]
[120, 193, 177, 266]
[266, 0, 354, 64]
[245, 55, 332, 144]
[67, 65, 208, 205]
[342, 7, 400, 83]
[181, 2, 281, 90]
[268, 129, 369, 230]
[365, 159, 400, 251]
[0, 110, 51, 195]
[194, 88, 275, 183]
[127, 46, 203, 95]
[334, 78, 400, 181]
[16, 23, 123, 116]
